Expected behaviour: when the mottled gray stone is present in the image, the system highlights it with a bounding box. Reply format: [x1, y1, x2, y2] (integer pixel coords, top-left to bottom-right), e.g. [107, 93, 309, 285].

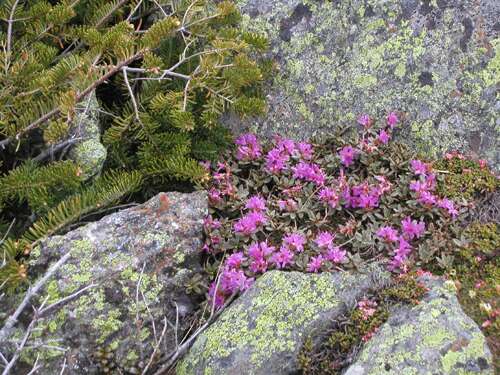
[1, 191, 207, 374]
[344, 276, 493, 375]
[177, 265, 392, 375]
[225, 0, 499, 167]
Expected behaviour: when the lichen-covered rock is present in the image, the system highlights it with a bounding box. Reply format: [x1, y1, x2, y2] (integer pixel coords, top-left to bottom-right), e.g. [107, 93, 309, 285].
[344, 276, 494, 375]
[68, 92, 106, 178]
[2, 191, 206, 374]
[177, 265, 391, 375]
[226, 0, 499, 166]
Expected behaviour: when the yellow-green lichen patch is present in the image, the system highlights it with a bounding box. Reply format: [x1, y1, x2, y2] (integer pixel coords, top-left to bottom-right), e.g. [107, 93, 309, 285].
[179, 270, 383, 374]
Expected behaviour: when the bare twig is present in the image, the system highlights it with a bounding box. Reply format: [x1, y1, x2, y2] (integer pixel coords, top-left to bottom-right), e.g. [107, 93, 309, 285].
[122, 67, 142, 122]
[141, 317, 168, 375]
[152, 294, 236, 375]
[124, 66, 190, 81]
[25, 354, 40, 375]
[1, 297, 49, 375]
[32, 138, 83, 163]
[4, 0, 20, 73]
[38, 283, 96, 317]
[0, 251, 72, 343]
[1, 219, 16, 267]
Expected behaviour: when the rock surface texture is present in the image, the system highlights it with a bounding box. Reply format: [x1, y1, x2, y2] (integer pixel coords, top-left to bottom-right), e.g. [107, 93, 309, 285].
[345, 276, 494, 375]
[178, 271, 493, 375]
[1, 191, 206, 374]
[226, 0, 499, 166]
[177, 266, 392, 374]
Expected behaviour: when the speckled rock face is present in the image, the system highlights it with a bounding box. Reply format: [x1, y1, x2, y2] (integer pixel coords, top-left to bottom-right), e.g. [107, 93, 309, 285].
[344, 276, 494, 375]
[2, 191, 206, 374]
[225, 0, 499, 166]
[177, 265, 392, 375]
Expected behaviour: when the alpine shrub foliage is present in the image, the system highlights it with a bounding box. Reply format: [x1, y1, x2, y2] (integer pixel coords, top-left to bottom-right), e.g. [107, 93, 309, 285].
[0, 0, 267, 289]
[201, 114, 499, 308]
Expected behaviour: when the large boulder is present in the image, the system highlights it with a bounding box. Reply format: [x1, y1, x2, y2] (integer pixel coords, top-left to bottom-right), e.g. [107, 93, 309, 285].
[225, 0, 499, 166]
[178, 270, 493, 375]
[1, 191, 207, 374]
[345, 276, 494, 374]
[177, 265, 392, 374]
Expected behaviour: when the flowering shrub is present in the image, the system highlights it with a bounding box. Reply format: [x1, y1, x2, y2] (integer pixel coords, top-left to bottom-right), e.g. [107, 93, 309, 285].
[201, 113, 498, 308]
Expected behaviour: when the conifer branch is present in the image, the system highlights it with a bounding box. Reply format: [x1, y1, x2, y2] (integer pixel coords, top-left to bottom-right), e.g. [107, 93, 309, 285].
[4, 0, 20, 72]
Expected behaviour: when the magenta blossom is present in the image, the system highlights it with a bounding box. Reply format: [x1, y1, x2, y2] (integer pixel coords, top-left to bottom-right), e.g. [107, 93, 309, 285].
[270, 246, 294, 269]
[208, 188, 222, 204]
[245, 195, 266, 212]
[277, 199, 298, 212]
[376, 226, 399, 243]
[307, 255, 324, 273]
[339, 146, 357, 167]
[204, 215, 221, 231]
[417, 191, 437, 206]
[357, 114, 371, 128]
[438, 198, 458, 218]
[276, 137, 296, 155]
[314, 231, 335, 248]
[235, 133, 262, 161]
[297, 142, 313, 160]
[325, 246, 346, 263]
[386, 112, 398, 128]
[283, 232, 307, 252]
[249, 258, 268, 273]
[410, 160, 428, 176]
[401, 217, 425, 240]
[234, 211, 267, 236]
[248, 241, 275, 260]
[292, 162, 326, 185]
[318, 187, 339, 208]
[265, 148, 289, 174]
[225, 252, 245, 269]
[377, 130, 390, 145]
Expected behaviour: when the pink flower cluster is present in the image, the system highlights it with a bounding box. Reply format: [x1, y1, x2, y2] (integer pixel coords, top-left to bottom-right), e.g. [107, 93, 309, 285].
[358, 298, 378, 320]
[292, 161, 326, 185]
[235, 133, 262, 161]
[376, 216, 426, 272]
[344, 181, 385, 210]
[306, 231, 346, 272]
[409, 159, 459, 218]
[234, 195, 268, 236]
[265, 137, 314, 174]
[208, 163, 235, 205]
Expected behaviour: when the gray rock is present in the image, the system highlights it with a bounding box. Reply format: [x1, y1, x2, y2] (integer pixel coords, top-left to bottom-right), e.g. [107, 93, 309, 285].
[225, 0, 499, 167]
[1, 191, 207, 374]
[177, 265, 392, 375]
[344, 276, 493, 375]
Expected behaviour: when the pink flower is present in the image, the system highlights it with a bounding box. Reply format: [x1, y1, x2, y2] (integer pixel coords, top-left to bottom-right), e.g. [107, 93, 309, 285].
[409, 180, 427, 194]
[425, 173, 436, 191]
[277, 199, 298, 212]
[245, 195, 266, 211]
[339, 146, 357, 167]
[386, 112, 398, 128]
[204, 215, 221, 231]
[318, 187, 339, 208]
[283, 232, 307, 252]
[208, 188, 222, 204]
[248, 241, 275, 260]
[358, 298, 377, 320]
[235, 134, 262, 161]
[249, 258, 268, 273]
[292, 162, 326, 185]
[265, 148, 289, 174]
[417, 191, 437, 206]
[208, 282, 226, 308]
[357, 114, 371, 128]
[410, 160, 428, 176]
[234, 212, 267, 236]
[225, 252, 245, 269]
[297, 142, 313, 160]
[325, 246, 346, 263]
[437, 198, 458, 218]
[276, 137, 296, 155]
[314, 231, 335, 248]
[376, 226, 399, 243]
[401, 217, 425, 240]
[377, 130, 390, 145]
[270, 246, 294, 269]
[202, 243, 211, 253]
[307, 255, 324, 272]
